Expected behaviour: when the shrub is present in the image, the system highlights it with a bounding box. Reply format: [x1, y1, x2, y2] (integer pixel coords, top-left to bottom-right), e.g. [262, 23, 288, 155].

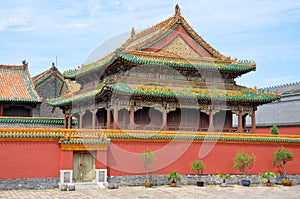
[233, 151, 256, 175]
[139, 149, 155, 183]
[273, 147, 293, 176]
[271, 125, 279, 135]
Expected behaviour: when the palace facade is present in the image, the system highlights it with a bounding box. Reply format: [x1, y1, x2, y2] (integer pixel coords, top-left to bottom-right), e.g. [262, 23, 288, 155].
[48, 5, 279, 134]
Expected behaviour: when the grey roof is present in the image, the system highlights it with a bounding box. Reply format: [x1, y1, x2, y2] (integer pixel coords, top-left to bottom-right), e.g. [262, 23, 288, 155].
[259, 81, 300, 95]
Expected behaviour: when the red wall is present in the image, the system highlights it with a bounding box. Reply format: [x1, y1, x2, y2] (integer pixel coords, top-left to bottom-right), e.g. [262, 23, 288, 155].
[256, 126, 300, 135]
[60, 150, 73, 170]
[106, 141, 300, 176]
[0, 141, 60, 180]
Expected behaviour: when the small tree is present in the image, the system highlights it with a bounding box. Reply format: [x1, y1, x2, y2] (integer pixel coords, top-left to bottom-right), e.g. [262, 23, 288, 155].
[139, 149, 155, 183]
[271, 125, 279, 135]
[273, 147, 293, 177]
[166, 171, 181, 183]
[233, 151, 256, 175]
[260, 172, 277, 183]
[191, 160, 205, 180]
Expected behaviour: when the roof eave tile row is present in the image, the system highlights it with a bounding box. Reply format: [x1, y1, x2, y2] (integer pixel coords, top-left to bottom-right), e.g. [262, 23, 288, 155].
[0, 116, 77, 125]
[1, 128, 300, 145]
[47, 81, 279, 107]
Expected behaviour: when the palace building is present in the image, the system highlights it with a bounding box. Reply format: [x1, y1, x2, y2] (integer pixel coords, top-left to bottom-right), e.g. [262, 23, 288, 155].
[48, 5, 279, 134]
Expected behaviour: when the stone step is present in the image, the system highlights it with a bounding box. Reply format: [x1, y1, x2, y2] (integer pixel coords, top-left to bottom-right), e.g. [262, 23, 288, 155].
[73, 182, 103, 190]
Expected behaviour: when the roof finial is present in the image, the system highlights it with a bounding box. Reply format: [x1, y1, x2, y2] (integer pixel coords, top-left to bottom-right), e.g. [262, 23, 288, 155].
[22, 60, 28, 68]
[131, 27, 135, 38]
[175, 4, 181, 17]
[51, 62, 56, 71]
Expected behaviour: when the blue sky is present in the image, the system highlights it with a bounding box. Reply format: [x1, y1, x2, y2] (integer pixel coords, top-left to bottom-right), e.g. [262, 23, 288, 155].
[0, 0, 299, 88]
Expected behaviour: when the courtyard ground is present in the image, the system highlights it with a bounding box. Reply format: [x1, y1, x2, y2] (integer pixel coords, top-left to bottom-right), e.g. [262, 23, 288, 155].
[0, 185, 299, 199]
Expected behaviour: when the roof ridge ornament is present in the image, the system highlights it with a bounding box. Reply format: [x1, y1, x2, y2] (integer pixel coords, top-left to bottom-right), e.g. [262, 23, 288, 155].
[22, 60, 28, 68]
[131, 27, 135, 38]
[175, 4, 181, 17]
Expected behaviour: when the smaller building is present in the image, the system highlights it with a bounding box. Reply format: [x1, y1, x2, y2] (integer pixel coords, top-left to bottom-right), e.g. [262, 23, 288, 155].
[0, 61, 41, 117]
[0, 61, 77, 128]
[33, 63, 65, 118]
[254, 82, 300, 134]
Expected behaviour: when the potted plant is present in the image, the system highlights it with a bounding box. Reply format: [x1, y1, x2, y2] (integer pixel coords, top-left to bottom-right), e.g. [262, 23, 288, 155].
[166, 171, 181, 187]
[139, 149, 155, 187]
[216, 174, 233, 187]
[271, 125, 279, 135]
[273, 147, 294, 186]
[260, 172, 277, 186]
[233, 151, 256, 186]
[191, 160, 205, 187]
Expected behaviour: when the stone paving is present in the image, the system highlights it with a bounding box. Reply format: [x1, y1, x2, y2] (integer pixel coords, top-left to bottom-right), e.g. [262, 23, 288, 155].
[0, 185, 299, 199]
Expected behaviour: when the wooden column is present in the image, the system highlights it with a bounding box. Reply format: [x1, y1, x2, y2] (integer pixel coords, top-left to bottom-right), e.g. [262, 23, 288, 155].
[67, 114, 72, 129]
[237, 111, 243, 133]
[92, 109, 97, 129]
[64, 114, 67, 128]
[29, 108, 32, 117]
[79, 112, 83, 129]
[106, 105, 111, 129]
[162, 108, 167, 131]
[251, 109, 256, 133]
[0, 105, 3, 116]
[208, 109, 214, 132]
[129, 106, 135, 130]
[113, 104, 118, 130]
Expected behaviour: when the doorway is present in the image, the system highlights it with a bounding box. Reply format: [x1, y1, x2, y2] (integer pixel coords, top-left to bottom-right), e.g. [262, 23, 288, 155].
[73, 151, 96, 182]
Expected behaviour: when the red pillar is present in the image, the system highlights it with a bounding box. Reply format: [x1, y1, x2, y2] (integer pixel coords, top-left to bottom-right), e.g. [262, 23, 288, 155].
[64, 114, 67, 129]
[208, 109, 214, 132]
[79, 112, 83, 129]
[129, 106, 135, 130]
[106, 105, 111, 129]
[237, 111, 243, 133]
[113, 104, 118, 130]
[162, 108, 167, 131]
[92, 109, 97, 129]
[29, 108, 32, 117]
[0, 105, 3, 116]
[67, 114, 72, 129]
[251, 110, 256, 133]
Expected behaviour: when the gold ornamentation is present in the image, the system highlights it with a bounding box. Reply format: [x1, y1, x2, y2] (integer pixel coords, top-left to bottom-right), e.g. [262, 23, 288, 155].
[158, 36, 202, 59]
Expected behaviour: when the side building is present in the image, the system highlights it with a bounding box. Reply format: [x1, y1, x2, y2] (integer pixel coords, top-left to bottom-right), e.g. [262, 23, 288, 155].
[255, 82, 300, 134]
[0, 61, 76, 128]
[32, 63, 65, 118]
[0, 61, 41, 117]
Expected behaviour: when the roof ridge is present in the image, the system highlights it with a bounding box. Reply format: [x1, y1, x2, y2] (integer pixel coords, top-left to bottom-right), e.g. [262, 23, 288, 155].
[33, 63, 64, 86]
[260, 81, 300, 90]
[122, 16, 175, 49]
[0, 64, 26, 70]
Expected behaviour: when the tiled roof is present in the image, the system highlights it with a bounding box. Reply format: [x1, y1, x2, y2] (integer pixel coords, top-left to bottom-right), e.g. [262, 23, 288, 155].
[64, 5, 255, 79]
[105, 130, 300, 145]
[0, 116, 77, 125]
[47, 80, 280, 107]
[0, 128, 110, 145]
[0, 64, 41, 103]
[64, 79, 81, 94]
[1, 128, 300, 146]
[259, 81, 300, 95]
[33, 64, 64, 89]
